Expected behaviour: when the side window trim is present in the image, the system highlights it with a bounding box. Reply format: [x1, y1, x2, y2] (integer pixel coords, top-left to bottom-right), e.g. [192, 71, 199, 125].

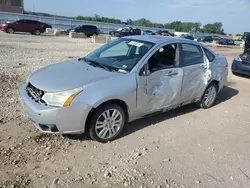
[180, 43, 204, 67]
[202, 46, 215, 62]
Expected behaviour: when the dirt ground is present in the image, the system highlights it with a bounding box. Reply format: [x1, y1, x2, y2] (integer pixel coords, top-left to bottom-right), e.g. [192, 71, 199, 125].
[0, 32, 250, 188]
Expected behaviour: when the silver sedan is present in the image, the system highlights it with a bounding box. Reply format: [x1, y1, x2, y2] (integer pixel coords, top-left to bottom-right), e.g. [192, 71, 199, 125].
[20, 35, 228, 142]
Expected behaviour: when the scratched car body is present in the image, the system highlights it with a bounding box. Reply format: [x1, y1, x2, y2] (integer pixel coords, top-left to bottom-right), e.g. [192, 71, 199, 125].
[19, 36, 228, 143]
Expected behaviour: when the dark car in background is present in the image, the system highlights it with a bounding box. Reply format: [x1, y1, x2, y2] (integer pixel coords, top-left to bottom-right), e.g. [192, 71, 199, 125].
[155, 30, 174, 37]
[232, 35, 250, 76]
[66, 25, 100, 37]
[109, 27, 141, 37]
[179, 34, 194, 40]
[218, 38, 234, 45]
[232, 53, 250, 76]
[0, 19, 45, 35]
[197, 36, 213, 43]
[143, 30, 154, 35]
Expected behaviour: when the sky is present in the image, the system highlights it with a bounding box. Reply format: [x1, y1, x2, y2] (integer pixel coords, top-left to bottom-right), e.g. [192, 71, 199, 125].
[24, 0, 250, 34]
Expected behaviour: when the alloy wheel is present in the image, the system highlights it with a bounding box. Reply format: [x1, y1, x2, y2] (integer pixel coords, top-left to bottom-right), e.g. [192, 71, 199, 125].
[95, 109, 123, 139]
[203, 86, 217, 107]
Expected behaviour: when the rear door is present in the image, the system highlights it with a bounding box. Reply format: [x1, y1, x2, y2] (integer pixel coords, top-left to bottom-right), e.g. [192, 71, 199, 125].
[180, 43, 210, 103]
[25, 20, 36, 32]
[80, 25, 88, 34]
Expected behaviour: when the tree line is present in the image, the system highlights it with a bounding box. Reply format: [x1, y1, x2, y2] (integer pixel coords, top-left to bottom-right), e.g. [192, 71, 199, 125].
[76, 15, 225, 35]
[24, 11, 225, 35]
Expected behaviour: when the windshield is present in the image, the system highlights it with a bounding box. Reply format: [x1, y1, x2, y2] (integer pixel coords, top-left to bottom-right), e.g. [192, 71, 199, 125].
[84, 38, 154, 73]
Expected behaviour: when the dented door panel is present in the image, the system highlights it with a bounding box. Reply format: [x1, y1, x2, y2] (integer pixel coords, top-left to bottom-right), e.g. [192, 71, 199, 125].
[136, 68, 183, 115]
[181, 59, 211, 102]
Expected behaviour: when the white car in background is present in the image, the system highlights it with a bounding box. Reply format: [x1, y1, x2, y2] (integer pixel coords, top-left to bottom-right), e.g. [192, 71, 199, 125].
[234, 39, 245, 46]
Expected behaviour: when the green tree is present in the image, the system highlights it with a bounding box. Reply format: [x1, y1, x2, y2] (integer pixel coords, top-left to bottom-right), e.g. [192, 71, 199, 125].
[202, 22, 225, 35]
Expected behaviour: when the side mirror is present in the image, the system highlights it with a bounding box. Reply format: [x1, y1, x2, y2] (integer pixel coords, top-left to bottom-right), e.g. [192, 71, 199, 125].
[140, 63, 150, 76]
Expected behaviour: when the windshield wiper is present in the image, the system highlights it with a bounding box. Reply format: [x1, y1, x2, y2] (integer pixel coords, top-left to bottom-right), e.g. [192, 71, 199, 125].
[81, 57, 112, 72]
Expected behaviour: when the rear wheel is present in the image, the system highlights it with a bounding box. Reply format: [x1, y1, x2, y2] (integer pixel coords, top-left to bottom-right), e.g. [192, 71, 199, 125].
[34, 29, 41, 35]
[89, 104, 125, 143]
[6, 28, 14, 34]
[198, 83, 218, 109]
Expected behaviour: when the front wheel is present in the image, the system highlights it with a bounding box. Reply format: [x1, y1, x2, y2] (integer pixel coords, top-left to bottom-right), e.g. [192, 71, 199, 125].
[89, 104, 125, 143]
[6, 28, 14, 34]
[198, 83, 218, 109]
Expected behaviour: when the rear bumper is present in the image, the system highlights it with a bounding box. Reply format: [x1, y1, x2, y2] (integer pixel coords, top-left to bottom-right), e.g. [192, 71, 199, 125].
[231, 60, 250, 76]
[19, 84, 92, 134]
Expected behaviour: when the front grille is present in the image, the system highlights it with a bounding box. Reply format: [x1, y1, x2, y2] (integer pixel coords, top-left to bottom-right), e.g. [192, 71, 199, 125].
[26, 83, 45, 104]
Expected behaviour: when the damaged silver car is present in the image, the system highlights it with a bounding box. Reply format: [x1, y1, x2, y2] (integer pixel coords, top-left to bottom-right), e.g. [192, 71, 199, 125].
[19, 36, 228, 143]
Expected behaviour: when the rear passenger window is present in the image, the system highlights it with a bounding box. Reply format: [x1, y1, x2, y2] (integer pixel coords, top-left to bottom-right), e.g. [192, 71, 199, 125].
[26, 20, 37, 24]
[181, 44, 203, 66]
[202, 47, 215, 62]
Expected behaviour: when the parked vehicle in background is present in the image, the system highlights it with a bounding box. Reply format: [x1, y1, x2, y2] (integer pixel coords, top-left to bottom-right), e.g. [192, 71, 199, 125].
[243, 32, 250, 39]
[179, 34, 194, 40]
[234, 39, 245, 46]
[155, 30, 174, 37]
[197, 36, 213, 43]
[40, 22, 52, 31]
[20, 35, 228, 143]
[143, 30, 154, 35]
[66, 25, 100, 37]
[0, 19, 44, 35]
[218, 38, 234, 45]
[232, 35, 250, 76]
[109, 27, 141, 37]
[212, 35, 222, 43]
[232, 54, 250, 76]
[109, 28, 123, 36]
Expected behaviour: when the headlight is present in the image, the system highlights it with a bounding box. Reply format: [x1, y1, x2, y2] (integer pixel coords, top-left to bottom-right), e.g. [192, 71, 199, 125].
[234, 56, 242, 62]
[42, 87, 83, 107]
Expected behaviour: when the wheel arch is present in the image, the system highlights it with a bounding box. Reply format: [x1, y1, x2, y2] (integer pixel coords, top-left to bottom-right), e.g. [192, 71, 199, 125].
[6, 27, 15, 32]
[85, 99, 129, 131]
[199, 79, 220, 101]
[208, 80, 219, 91]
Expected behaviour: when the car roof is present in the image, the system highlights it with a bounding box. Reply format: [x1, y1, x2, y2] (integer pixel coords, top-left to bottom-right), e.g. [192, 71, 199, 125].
[123, 35, 200, 45]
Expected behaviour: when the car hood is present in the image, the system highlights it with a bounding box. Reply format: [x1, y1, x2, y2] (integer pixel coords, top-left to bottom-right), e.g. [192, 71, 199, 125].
[29, 59, 118, 92]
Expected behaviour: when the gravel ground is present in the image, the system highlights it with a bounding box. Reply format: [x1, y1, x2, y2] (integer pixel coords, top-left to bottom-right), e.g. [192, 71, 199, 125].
[0, 32, 250, 188]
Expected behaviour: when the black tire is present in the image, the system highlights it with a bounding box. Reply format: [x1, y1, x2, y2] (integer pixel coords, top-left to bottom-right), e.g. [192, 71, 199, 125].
[6, 28, 14, 34]
[198, 83, 218, 109]
[34, 29, 41, 35]
[89, 104, 126, 143]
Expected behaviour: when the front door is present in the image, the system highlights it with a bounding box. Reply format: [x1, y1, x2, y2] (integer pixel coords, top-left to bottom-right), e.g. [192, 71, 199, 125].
[15, 20, 27, 32]
[180, 43, 210, 103]
[136, 43, 183, 115]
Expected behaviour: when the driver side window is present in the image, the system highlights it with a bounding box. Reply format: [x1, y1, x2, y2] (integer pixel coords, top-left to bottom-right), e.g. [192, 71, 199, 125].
[148, 43, 178, 72]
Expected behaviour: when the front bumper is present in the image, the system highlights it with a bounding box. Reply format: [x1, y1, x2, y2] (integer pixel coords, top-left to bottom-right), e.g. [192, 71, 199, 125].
[19, 84, 92, 134]
[231, 60, 250, 76]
